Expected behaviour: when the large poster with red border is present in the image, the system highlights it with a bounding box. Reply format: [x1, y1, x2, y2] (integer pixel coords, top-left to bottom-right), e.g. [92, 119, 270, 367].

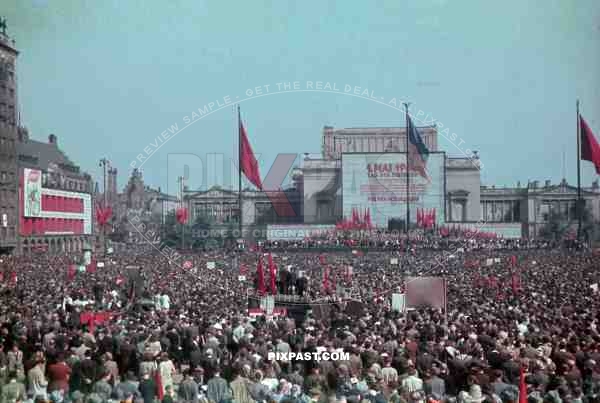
[20, 169, 92, 236]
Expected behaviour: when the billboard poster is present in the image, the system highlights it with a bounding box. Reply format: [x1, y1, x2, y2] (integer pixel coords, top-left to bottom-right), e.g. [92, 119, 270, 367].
[23, 168, 42, 218]
[342, 153, 445, 228]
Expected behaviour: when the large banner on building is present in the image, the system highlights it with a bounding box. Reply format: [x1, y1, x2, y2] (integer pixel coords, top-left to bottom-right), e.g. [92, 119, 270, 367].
[342, 153, 445, 228]
[23, 168, 43, 218]
[20, 176, 93, 236]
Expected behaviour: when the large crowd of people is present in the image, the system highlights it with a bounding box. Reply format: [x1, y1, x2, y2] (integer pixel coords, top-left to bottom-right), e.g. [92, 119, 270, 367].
[0, 234, 598, 403]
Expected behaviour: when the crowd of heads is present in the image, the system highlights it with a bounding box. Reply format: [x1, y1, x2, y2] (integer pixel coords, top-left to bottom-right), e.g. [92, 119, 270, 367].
[0, 234, 598, 403]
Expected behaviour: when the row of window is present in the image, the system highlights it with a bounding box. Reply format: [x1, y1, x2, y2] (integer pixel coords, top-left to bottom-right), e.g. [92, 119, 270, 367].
[0, 83, 15, 97]
[480, 201, 521, 223]
[0, 171, 16, 184]
[0, 136, 16, 151]
[0, 227, 16, 240]
[539, 200, 580, 222]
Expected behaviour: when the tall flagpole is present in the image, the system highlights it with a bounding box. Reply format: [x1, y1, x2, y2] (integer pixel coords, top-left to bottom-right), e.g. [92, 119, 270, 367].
[238, 105, 243, 236]
[576, 99, 582, 241]
[403, 102, 410, 233]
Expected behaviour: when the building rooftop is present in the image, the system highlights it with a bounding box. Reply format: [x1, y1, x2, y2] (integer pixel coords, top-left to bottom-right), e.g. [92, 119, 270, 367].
[17, 135, 89, 178]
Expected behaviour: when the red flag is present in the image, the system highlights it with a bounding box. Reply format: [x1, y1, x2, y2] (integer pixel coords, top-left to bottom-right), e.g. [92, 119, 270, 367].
[68, 265, 76, 282]
[175, 207, 188, 224]
[115, 275, 125, 286]
[86, 260, 97, 273]
[268, 253, 277, 295]
[365, 208, 372, 229]
[155, 370, 164, 400]
[512, 273, 521, 294]
[518, 366, 527, 403]
[257, 256, 265, 296]
[580, 114, 600, 174]
[352, 208, 359, 226]
[239, 113, 263, 190]
[323, 266, 330, 292]
[10, 271, 17, 286]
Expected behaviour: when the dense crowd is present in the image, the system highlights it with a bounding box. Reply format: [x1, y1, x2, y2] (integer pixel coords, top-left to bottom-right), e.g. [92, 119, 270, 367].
[0, 235, 598, 403]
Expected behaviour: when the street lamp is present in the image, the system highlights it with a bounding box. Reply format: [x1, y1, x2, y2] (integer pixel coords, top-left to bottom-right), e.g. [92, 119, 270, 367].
[98, 158, 110, 254]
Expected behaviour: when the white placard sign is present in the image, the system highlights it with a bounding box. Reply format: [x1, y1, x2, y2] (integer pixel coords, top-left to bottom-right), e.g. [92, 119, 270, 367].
[97, 262, 105, 268]
[390, 258, 399, 265]
[392, 293, 406, 312]
[207, 261, 216, 269]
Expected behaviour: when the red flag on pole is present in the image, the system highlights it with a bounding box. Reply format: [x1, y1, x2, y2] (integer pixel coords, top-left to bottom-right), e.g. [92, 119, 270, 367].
[580, 114, 600, 174]
[86, 259, 97, 274]
[155, 370, 164, 400]
[323, 266, 330, 293]
[518, 366, 527, 403]
[115, 275, 125, 286]
[239, 112, 263, 190]
[68, 265, 76, 282]
[257, 256, 265, 296]
[511, 273, 521, 294]
[268, 253, 277, 295]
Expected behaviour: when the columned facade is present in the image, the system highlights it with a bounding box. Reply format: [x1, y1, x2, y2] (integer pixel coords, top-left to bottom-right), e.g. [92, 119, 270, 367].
[20, 235, 88, 254]
[481, 179, 600, 238]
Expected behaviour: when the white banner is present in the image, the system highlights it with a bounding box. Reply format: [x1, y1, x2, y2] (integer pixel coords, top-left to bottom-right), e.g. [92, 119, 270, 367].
[390, 258, 399, 265]
[260, 296, 275, 315]
[392, 293, 406, 312]
[23, 168, 42, 217]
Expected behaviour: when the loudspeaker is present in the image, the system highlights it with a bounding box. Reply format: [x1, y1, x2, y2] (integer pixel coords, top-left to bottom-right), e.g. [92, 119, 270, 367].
[388, 218, 405, 232]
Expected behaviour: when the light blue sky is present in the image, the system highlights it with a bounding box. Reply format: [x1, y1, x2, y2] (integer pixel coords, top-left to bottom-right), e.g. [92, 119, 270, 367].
[4, 0, 600, 196]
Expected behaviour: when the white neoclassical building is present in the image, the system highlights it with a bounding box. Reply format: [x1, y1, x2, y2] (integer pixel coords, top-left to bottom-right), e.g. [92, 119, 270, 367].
[182, 125, 600, 239]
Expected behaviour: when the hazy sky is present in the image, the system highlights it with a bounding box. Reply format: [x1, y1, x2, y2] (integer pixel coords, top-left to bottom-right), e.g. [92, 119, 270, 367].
[4, 0, 600, 196]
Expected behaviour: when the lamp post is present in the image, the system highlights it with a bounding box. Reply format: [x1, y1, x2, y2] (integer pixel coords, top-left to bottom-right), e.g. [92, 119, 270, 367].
[178, 176, 185, 250]
[98, 158, 110, 255]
